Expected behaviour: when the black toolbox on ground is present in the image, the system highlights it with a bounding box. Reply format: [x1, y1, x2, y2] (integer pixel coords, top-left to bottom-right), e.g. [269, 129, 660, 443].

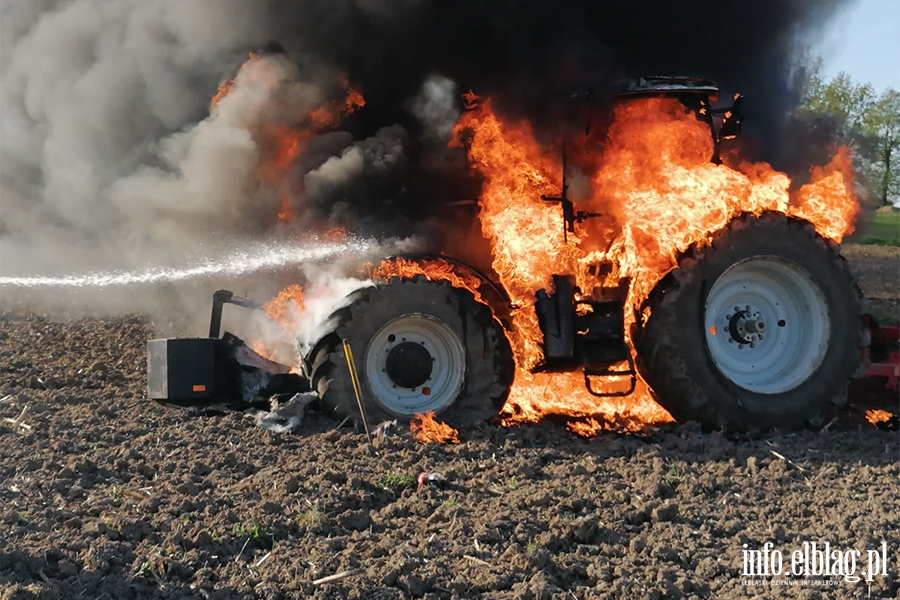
[147, 338, 240, 406]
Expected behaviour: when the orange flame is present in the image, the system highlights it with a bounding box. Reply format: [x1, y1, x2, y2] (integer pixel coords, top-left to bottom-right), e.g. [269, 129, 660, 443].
[371, 258, 486, 304]
[262, 284, 306, 332]
[209, 53, 264, 110]
[321, 226, 349, 241]
[210, 56, 365, 222]
[260, 74, 364, 221]
[590, 97, 858, 304]
[410, 411, 460, 444]
[247, 284, 307, 369]
[451, 94, 858, 435]
[210, 78, 236, 109]
[247, 339, 275, 363]
[865, 409, 894, 427]
[566, 418, 604, 438]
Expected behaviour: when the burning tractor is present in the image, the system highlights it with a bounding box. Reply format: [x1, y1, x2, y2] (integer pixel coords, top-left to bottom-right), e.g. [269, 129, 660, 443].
[149, 76, 889, 434]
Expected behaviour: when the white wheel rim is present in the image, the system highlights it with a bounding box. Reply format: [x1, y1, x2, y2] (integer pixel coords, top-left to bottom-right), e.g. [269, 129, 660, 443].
[364, 313, 466, 416]
[704, 257, 830, 394]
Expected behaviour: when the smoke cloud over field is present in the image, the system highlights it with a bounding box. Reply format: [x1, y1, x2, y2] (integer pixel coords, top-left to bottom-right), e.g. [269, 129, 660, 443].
[1, 0, 855, 287]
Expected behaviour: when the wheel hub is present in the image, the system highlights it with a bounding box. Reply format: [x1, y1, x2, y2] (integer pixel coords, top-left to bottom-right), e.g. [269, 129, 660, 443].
[727, 305, 766, 347]
[385, 342, 433, 388]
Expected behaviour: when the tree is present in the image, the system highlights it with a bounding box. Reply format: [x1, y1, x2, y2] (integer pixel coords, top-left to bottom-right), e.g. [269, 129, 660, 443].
[800, 70, 900, 207]
[861, 90, 900, 207]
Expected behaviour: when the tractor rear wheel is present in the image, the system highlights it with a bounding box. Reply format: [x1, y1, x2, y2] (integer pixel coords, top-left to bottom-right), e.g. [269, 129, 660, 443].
[635, 211, 864, 432]
[308, 276, 514, 427]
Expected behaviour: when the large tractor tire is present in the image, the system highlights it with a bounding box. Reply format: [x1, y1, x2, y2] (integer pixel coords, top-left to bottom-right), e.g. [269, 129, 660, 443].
[307, 276, 514, 427]
[635, 211, 864, 432]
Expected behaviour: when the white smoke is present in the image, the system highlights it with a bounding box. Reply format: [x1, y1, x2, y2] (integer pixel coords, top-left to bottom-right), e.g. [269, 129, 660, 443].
[108, 54, 328, 256]
[411, 75, 460, 142]
[1, 0, 277, 275]
[0, 1, 453, 341]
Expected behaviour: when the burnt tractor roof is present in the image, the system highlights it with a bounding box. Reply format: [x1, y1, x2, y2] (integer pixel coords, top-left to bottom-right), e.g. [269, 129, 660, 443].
[616, 76, 719, 98]
[609, 76, 740, 164]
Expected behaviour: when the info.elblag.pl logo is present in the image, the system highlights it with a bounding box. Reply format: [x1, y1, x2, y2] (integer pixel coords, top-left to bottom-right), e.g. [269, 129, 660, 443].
[741, 541, 890, 585]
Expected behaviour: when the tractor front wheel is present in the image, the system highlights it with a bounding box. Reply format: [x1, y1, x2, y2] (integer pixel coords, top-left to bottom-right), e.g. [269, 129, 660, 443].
[307, 276, 514, 427]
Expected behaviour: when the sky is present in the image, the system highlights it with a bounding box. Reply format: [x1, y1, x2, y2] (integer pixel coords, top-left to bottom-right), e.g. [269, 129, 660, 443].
[817, 0, 900, 92]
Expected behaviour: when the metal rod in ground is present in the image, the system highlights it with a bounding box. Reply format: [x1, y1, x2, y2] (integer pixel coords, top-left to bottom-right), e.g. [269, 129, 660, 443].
[342, 339, 372, 444]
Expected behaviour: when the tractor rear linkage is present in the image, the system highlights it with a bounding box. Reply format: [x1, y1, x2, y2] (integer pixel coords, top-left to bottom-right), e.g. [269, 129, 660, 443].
[863, 316, 900, 392]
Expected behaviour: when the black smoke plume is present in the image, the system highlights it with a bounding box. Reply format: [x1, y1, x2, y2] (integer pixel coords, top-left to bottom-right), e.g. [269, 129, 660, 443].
[269, 0, 853, 157]
[0, 0, 855, 287]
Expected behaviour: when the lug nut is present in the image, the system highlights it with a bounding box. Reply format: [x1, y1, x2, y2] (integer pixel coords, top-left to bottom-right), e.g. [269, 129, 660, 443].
[750, 342, 755, 348]
[738, 344, 744, 349]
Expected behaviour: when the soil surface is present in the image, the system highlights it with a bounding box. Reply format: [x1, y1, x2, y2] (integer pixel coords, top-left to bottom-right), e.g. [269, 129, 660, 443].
[1, 248, 898, 600]
[841, 244, 899, 325]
